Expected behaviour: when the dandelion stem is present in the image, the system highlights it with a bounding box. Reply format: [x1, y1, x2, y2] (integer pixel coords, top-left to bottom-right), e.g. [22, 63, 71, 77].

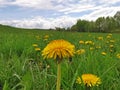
[85, 85, 90, 90]
[56, 63, 61, 90]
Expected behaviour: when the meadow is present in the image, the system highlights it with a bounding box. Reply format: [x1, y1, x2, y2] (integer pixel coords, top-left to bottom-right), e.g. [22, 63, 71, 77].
[0, 26, 120, 90]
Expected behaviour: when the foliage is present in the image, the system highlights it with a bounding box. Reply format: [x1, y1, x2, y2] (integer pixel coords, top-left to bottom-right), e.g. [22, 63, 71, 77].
[0, 23, 120, 90]
[70, 11, 120, 33]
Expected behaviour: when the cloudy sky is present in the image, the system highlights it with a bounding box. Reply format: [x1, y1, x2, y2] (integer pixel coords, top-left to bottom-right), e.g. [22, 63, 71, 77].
[0, 0, 120, 29]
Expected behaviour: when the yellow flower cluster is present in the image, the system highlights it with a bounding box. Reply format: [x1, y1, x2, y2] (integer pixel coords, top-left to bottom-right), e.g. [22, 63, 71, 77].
[76, 74, 101, 87]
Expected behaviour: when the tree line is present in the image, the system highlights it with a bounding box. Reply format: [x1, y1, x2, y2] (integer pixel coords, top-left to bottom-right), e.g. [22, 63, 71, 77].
[55, 11, 120, 33]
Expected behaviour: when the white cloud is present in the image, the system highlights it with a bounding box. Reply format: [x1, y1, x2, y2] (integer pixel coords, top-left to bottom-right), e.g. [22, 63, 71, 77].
[0, 0, 119, 29]
[80, 6, 120, 21]
[0, 16, 77, 29]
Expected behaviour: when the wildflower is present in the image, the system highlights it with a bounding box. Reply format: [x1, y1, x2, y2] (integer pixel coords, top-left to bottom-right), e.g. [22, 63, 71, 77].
[42, 39, 75, 90]
[110, 49, 113, 52]
[32, 44, 38, 47]
[109, 45, 114, 48]
[35, 48, 41, 51]
[44, 38, 48, 41]
[42, 39, 75, 60]
[79, 40, 84, 44]
[76, 77, 81, 84]
[85, 41, 94, 45]
[108, 33, 112, 36]
[101, 52, 106, 55]
[116, 53, 120, 59]
[76, 74, 101, 87]
[109, 40, 115, 43]
[90, 47, 94, 50]
[44, 35, 49, 39]
[97, 37, 103, 40]
[76, 49, 85, 55]
[106, 35, 112, 39]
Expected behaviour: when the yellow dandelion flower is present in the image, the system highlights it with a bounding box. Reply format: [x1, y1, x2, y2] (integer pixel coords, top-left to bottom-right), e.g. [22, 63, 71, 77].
[110, 49, 113, 52]
[79, 40, 84, 44]
[101, 52, 106, 55]
[108, 33, 112, 36]
[82, 74, 101, 87]
[106, 35, 112, 39]
[90, 47, 94, 50]
[44, 35, 49, 39]
[97, 37, 103, 40]
[109, 45, 114, 48]
[109, 40, 115, 43]
[76, 49, 85, 55]
[96, 46, 101, 49]
[85, 41, 94, 45]
[76, 74, 101, 87]
[35, 48, 41, 51]
[116, 53, 120, 59]
[44, 38, 48, 41]
[32, 44, 38, 47]
[76, 77, 82, 84]
[42, 39, 75, 60]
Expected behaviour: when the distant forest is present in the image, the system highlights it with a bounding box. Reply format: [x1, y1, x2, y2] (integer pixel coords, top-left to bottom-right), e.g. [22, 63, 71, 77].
[55, 11, 120, 33]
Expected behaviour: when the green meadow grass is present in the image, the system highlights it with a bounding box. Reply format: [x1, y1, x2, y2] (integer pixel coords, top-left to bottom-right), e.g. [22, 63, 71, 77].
[0, 27, 120, 90]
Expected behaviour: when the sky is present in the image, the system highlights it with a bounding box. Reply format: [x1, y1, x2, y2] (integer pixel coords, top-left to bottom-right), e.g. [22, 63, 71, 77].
[0, 0, 120, 29]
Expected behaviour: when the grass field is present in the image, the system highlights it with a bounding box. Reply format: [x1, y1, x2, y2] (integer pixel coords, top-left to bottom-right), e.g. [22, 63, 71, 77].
[0, 26, 120, 90]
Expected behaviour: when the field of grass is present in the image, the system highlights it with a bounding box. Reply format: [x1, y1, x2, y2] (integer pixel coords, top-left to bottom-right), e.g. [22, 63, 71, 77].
[0, 26, 120, 90]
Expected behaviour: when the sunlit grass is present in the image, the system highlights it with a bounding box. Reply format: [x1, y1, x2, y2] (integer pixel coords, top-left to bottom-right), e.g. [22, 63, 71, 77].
[0, 28, 120, 90]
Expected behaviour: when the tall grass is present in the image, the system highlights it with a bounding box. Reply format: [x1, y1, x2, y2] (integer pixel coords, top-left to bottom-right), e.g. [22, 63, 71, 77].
[0, 28, 120, 90]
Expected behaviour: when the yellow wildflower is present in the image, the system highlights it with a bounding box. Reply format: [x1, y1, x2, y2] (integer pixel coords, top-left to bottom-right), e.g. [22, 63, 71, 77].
[35, 48, 41, 51]
[109, 45, 114, 48]
[76, 74, 101, 87]
[79, 40, 84, 44]
[97, 37, 103, 40]
[106, 35, 112, 39]
[109, 40, 115, 43]
[44, 35, 49, 39]
[90, 47, 94, 50]
[42, 39, 75, 60]
[32, 44, 38, 47]
[116, 53, 120, 59]
[85, 41, 94, 45]
[101, 52, 106, 55]
[76, 49, 85, 55]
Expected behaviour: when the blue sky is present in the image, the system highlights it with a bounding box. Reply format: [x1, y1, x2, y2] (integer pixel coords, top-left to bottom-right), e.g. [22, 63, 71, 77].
[0, 0, 120, 29]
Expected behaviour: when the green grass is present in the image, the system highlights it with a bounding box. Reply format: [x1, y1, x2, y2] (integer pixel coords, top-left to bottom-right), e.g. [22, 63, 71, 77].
[0, 26, 120, 90]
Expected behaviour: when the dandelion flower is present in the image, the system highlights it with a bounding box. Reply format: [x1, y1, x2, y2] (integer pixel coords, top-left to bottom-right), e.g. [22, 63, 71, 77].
[109, 45, 114, 48]
[79, 40, 84, 44]
[42, 39, 75, 60]
[32, 44, 38, 47]
[76, 74, 101, 87]
[85, 41, 94, 45]
[101, 52, 106, 55]
[76, 49, 85, 55]
[116, 53, 120, 59]
[35, 48, 41, 51]
[97, 37, 103, 40]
